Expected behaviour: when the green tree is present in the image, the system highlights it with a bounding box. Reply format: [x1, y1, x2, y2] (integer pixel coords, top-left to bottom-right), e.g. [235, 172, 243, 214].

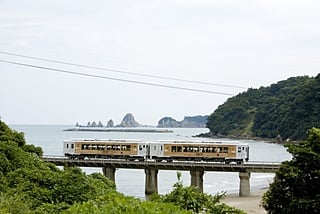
[153, 172, 245, 214]
[262, 127, 320, 213]
[206, 75, 320, 140]
[0, 120, 42, 155]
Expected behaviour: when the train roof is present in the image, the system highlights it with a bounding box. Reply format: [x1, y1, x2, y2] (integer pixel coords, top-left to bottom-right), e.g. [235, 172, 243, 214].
[156, 140, 245, 145]
[64, 139, 248, 146]
[64, 138, 144, 143]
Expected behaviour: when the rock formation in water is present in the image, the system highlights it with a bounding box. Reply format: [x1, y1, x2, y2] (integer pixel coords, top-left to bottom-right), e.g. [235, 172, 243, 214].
[119, 113, 140, 127]
[106, 119, 114, 127]
[157, 115, 208, 128]
[157, 117, 179, 127]
[83, 121, 104, 127]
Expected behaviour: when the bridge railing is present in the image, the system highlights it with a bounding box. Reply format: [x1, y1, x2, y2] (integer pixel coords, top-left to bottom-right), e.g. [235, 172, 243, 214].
[41, 155, 281, 173]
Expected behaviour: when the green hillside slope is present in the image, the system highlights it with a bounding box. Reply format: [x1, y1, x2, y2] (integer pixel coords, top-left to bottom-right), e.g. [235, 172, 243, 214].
[206, 74, 320, 141]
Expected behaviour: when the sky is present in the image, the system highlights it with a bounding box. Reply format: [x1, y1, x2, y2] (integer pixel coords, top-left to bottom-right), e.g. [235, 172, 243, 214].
[0, 0, 319, 126]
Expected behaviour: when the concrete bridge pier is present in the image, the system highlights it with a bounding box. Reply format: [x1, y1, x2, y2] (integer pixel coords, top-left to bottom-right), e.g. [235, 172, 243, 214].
[145, 169, 158, 195]
[102, 167, 116, 183]
[239, 172, 251, 197]
[190, 170, 204, 192]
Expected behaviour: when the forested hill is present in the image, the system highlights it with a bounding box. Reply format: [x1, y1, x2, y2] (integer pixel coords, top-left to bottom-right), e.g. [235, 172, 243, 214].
[206, 74, 320, 141]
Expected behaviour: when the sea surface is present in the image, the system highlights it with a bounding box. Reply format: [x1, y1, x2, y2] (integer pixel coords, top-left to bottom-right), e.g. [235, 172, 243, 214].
[11, 125, 292, 198]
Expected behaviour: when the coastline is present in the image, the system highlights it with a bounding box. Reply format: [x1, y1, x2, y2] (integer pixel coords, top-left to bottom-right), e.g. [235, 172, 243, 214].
[196, 132, 285, 144]
[222, 189, 267, 214]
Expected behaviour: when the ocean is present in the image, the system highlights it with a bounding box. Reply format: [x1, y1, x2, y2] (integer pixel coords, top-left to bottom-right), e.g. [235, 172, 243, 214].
[11, 125, 292, 198]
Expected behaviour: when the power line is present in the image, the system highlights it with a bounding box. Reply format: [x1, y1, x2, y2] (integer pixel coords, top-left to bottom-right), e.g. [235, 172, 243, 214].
[0, 51, 247, 89]
[0, 59, 236, 96]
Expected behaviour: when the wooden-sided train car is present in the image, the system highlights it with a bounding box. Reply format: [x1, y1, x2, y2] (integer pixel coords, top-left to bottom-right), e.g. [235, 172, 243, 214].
[150, 140, 249, 163]
[63, 139, 148, 161]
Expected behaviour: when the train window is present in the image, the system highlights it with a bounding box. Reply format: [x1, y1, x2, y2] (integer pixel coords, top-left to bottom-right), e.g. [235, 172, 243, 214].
[107, 145, 111, 150]
[154, 145, 157, 150]
[217, 147, 222, 153]
[139, 145, 142, 151]
[171, 146, 176, 152]
[238, 147, 242, 153]
[177, 146, 182, 152]
[66, 144, 69, 149]
[126, 145, 131, 151]
[71, 144, 74, 149]
[223, 147, 228, 153]
[160, 146, 162, 151]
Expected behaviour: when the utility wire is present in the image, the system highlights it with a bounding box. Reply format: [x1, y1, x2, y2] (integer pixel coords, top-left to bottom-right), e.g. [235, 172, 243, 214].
[0, 59, 235, 95]
[0, 51, 247, 89]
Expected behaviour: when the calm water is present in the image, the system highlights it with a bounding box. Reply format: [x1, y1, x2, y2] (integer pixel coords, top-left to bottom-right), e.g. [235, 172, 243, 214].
[11, 125, 292, 198]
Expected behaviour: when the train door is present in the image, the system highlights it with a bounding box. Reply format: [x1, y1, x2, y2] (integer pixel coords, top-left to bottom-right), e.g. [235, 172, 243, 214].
[63, 140, 75, 155]
[137, 143, 148, 159]
[236, 144, 249, 161]
[149, 143, 164, 159]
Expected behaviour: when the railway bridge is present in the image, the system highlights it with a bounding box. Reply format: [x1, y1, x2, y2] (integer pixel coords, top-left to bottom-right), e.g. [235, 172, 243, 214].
[42, 156, 280, 197]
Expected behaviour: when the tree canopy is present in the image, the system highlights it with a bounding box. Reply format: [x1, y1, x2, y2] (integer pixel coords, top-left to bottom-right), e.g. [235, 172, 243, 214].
[206, 74, 320, 140]
[262, 127, 320, 213]
[151, 172, 245, 214]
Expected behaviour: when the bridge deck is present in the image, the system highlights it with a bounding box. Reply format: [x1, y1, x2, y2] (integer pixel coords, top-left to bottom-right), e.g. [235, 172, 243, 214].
[42, 156, 280, 173]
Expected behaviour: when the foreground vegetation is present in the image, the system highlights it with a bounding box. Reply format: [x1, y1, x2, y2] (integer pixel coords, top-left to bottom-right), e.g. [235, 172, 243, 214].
[206, 74, 320, 141]
[0, 120, 243, 213]
[262, 127, 320, 213]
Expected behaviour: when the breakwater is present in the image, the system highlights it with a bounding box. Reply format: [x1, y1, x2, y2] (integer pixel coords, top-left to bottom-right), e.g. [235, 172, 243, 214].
[64, 127, 173, 133]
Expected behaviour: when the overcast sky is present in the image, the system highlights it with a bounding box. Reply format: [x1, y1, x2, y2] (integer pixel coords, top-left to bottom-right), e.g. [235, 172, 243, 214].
[0, 0, 319, 125]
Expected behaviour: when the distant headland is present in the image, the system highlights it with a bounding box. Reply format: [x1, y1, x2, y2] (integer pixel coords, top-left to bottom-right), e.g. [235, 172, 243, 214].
[157, 115, 208, 128]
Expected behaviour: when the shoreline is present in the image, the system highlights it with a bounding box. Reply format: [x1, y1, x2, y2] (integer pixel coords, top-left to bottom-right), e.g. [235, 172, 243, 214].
[222, 189, 267, 214]
[196, 132, 286, 144]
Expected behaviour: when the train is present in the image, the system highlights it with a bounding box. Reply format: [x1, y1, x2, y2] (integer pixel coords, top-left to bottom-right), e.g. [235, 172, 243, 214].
[63, 139, 249, 164]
